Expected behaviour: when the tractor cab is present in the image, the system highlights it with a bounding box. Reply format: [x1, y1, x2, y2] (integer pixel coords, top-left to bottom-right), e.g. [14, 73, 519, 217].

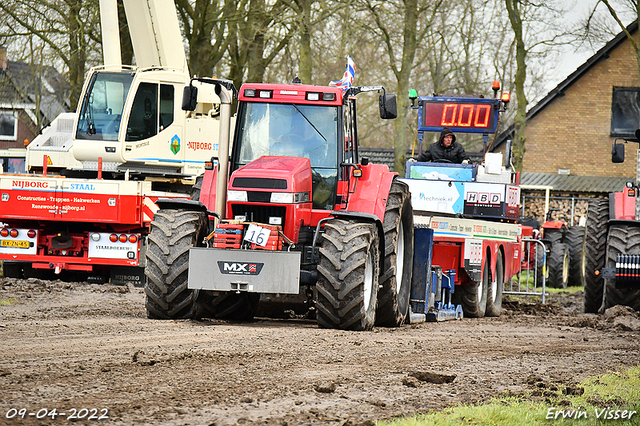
[232, 90, 340, 210]
[212, 82, 396, 244]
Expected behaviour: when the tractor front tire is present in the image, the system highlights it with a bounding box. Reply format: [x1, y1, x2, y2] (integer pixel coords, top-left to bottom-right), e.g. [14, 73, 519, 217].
[144, 209, 207, 319]
[536, 243, 548, 285]
[486, 253, 504, 317]
[376, 180, 414, 327]
[600, 224, 640, 312]
[316, 219, 380, 331]
[547, 243, 570, 289]
[582, 198, 609, 312]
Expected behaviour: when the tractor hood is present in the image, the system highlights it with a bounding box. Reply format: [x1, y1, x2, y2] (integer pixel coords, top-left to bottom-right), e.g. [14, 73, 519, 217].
[227, 156, 313, 243]
[229, 156, 312, 197]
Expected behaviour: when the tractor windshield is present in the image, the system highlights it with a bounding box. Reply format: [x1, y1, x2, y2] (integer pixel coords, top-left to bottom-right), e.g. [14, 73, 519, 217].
[237, 102, 338, 168]
[76, 72, 134, 141]
[236, 102, 339, 209]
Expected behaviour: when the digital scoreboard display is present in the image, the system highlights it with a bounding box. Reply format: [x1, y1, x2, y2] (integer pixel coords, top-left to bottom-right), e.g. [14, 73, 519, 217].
[418, 97, 499, 134]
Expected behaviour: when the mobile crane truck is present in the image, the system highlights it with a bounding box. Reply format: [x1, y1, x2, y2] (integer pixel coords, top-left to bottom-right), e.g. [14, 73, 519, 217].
[146, 76, 525, 328]
[0, 0, 231, 284]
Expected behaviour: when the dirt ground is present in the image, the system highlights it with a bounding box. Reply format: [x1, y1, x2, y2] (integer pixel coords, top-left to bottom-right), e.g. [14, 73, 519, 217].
[1, 278, 640, 426]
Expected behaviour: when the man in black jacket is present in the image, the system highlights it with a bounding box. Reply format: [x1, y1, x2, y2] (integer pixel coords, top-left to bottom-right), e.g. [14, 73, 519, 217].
[416, 127, 470, 164]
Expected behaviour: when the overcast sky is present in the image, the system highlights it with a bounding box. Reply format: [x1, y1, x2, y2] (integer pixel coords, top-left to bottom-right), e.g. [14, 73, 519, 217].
[548, 0, 636, 92]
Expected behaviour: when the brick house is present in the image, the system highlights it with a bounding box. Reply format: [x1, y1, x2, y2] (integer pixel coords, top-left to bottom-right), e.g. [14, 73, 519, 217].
[0, 46, 69, 149]
[495, 22, 640, 178]
[491, 22, 640, 223]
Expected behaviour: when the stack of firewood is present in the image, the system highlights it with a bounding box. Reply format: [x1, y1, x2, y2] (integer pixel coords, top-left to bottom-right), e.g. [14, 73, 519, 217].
[521, 195, 593, 225]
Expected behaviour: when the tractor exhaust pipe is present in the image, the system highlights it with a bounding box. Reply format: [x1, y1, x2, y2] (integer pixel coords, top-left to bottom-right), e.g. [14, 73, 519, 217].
[214, 84, 234, 218]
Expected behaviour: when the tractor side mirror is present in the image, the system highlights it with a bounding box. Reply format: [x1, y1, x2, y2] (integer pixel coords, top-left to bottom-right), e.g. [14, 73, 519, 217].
[379, 93, 397, 119]
[182, 85, 198, 111]
[612, 140, 625, 163]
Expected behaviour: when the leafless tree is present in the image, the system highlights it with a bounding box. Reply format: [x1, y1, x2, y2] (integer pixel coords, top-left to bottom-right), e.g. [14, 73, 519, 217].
[504, 0, 571, 170]
[359, 0, 445, 174]
[0, 0, 102, 110]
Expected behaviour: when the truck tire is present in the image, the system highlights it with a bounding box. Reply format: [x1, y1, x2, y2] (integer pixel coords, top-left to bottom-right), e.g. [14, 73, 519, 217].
[144, 209, 207, 319]
[376, 180, 414, 327]
[459, 257, 488, 318]
[565, 226, 585, 287]
[2, 262, 23, 279]
[582, 198, 608, 313]
[316, 219, 380, 331]
[600, 224, 640, 312]
[547, 242, 570, 288]
[191, 174, 203, 201]
[486, 252, 504, 317]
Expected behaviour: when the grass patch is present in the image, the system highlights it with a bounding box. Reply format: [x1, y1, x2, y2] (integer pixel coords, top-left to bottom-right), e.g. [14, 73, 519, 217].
[378, 366, 640, 426]
[546, 286, 583, 295]
[0, 297, 18, 306]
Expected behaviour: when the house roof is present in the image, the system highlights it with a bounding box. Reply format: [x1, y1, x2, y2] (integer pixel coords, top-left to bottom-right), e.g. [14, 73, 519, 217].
[493, 20, 639, 150]
[0, 60, 70, 124]
[520, 172, 633, 193]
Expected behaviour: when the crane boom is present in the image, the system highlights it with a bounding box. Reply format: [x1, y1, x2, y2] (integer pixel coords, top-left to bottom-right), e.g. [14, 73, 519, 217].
[122, 0, 187, 71]
[98, 0, 122, 68]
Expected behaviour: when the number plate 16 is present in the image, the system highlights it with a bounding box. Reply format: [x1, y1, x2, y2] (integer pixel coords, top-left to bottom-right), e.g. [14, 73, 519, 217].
[243, 224, 271, 247]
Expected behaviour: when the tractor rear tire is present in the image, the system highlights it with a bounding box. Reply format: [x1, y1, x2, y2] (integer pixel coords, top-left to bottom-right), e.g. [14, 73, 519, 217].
[144, 209, 207, 319]
[565, 226, 585, 287]
[376, 180, 414, 327]
[459, 257, 488, 318]
[199, 291, 260, 321]
[486, 253, 504, 317]
[316, 219, 380, 331]
[544, 228, 565, 246]
[547, 243, 570, 289]
[600, 224, 640, 312]
[582, 198, 609, 313]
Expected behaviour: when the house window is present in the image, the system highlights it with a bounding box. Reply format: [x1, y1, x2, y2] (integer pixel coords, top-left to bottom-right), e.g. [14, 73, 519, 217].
[611, 87, 640, 137]
[0, 112, 17, 141]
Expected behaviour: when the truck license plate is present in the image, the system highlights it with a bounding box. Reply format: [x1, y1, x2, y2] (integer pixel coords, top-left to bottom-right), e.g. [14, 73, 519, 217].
[1, 240, 29, 248]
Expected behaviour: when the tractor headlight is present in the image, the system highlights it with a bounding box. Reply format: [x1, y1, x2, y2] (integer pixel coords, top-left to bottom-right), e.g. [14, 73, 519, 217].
[269, 217, 282, 225]
[270, 192, 309, 204]
[227, 190, 248, 202]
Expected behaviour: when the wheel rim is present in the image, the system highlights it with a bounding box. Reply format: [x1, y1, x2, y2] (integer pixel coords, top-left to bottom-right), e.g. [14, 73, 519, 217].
[395, 221, 405, 294]
[363, 249, 374, 311]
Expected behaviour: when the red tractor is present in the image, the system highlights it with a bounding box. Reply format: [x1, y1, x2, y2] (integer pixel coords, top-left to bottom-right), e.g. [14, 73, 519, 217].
[582, 131, 640, 313]
[144, 80, 415, 330]
[537, 209, 571, 289]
